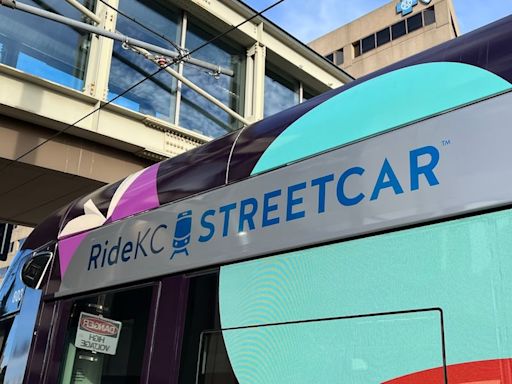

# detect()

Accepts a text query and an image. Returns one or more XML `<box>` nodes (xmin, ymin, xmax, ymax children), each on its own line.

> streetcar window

<box><xmin>58</xmin><ymin>286</ymin><xmax>153</xmax><ymax>383</ymax></box>
<box><xmin>179</xmin><ymin>271</ymin><xmax>238</xmax><ymax>384</ymax></box>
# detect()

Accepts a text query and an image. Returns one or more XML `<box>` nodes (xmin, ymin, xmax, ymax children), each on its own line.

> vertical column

<box><xmin>174</xmin><ymin>11</ymin><xmax>188</xmax><ymax>126</ymax></box>
<box><xmin>244</xmin><ymin>34</ymin><xmax>266</xmax><ymax>122</ymax></box>
<box><xmin>84</xmin><ymin>0</ymin><xmax>119</xmax><ymax>101</ymax></box>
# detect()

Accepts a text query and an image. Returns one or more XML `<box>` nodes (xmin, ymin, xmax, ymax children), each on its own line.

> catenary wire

<box><xmin>97</xmin><ymin>0</ymin><xmax>183</xmax><ymax>52</ymax></box>
<box><xmin>0</xmin><ymin>0</ymin><xmax>286</xmax><ymax>176</ymax></box>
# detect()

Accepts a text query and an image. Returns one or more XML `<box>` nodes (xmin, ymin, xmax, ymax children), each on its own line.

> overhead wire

<box><xmin>0</xmin><ymin>0</ymin><xmax>286</xmax><ymax>176</ymax></box>
<box><xmin>97</xmin><ymin>0</ymin><xmax>183</xmax><ymax>53</ymax></box>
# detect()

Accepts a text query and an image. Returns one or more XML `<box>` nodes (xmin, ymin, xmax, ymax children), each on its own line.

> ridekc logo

<box><xmin>87</xmin><ymin>214</ymin><xmax>191</xmax><ymax>270</ymax></box>
<box><xmin>86</xmin><ymin>145</ymin><xmax>442</xmax><ymax>272</ymax></box>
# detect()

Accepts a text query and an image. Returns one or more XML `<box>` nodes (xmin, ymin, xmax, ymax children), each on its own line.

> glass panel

<box><xmin>302</xmin><ymin>88</ymin><xmax>318</xmax><ymax>102</ymax></box>
<box><xmin>424</xmin><ymin>6</ymin><xmax>436</xmax><ymax>26</ymax></box>
<box><xmin>391</xmin><ymin>20</ymin><xmax>407</xmax><ymax>40</ymax></box>
<box><xmin>0</xmin><ymin>223</ymin><xmax>13</xmax><ymax>261</ymax></box>
<box><xmin>353</xmin><ymin>41</ymin><xmax>361</xmax><ymax>57</ymax></box>
<box><xmin>361</xmin><ymin>34</ymin><xmax>376</xmax><ymax>54</ymax></box>
<box><xmin>407</xmin><ymin>13</ymin><xmax>423</xmax><ymax>33</ymax></box>
<box><xmin>264</xmin><ymin>67</ymin><xmax>299</xmax><ymax>118</ymax></box>
<box><xmin>179</xmin><ymin>18</ymin><xmax>245</xmax><ymax>138</ymax></box>
<box><xmin>377</xmin><ymin>27</ymin><xmax>391</xmax><ymax>46</ymax></box>
<box><xmin>0</xmin><ymin>0</ymin><xmax>93</xmax><ymax>90</ymax></box>
<box><xmin>334</xmin><ymin>49</ymin><xmax>344</xmax><ymax>65</ymax></box>
<box><xmin>58</xmin><ymin>286</ymin><xmax>153</xmax><ymax>384</ymax></box>
<box><xmin>0</xmin><ymin>318</ymin><xmax>13</xmax><ymax>381</ymax></box>
<box><xmin>325</xmin><ymin>53</ymin><xmax>334</xmax><ymax>62</ymax></box>
<box><xmin>108</xmin><ymin>0</ymin><xmax>180</xmax><ymax>122</ymax></box>
<box><xmin>196</xmin><ymin>331</ymin><xmax>238</xmax><ymax>384</ymax></box>
<box><xmin>179</xmin><ymin>272</ymin><xmax>225</xmax><ymax>384</ymax></box>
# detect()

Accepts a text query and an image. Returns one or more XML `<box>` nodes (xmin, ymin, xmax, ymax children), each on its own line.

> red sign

<box><xmin>80</xmin><ymin>315</ymin><xmax>120</xmax><ymax>337</ymax></box>
<box><xmin>75</xmin><ymin>313</ymin><xmax>122</xmax><ymax>355</ymax></box>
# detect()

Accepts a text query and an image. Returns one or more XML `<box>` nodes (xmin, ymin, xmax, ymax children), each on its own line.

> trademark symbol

<box><xmin>442</xmin><ymin>139</ymin><xmax>451</xmax><ymax>146</ymax></box>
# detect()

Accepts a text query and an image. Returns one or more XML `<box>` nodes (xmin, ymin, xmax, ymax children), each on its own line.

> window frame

<box><xmin>407</xmin><ymin>12</ymin><xmax>424</xmax><ymax>34</ymax></box>
<box><xmin>423</xmin><ymin>6</ymin><xmax>436</xmax><ymax>26</ymax></box>
<box><xmin>376</xmin><ymin>27</ymin><xmax>391</xmax><ymax>47</ymax></box>
<box><xmin>44</xmin><ymin>281</ymin><xmax>160</xmax><ymax>384</ymax></box>
<box><xmin>391</xmin><ymin>19</ymin><xmax>407</xmax><ymax>40</ymax></box>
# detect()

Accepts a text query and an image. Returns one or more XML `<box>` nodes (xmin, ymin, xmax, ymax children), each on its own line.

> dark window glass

<box><xmin>196</xmin><ymin>331</ymin><xmax>238</xmax><ymax>384</ymax></box>
<box><xmin>108</xmin><ymin>0</ymin><xmax>180</xmax><ymax>123</ymax></box>
<box><xmin>423</xmin><ymin>6</ymin><xmax>436</xmax><ymax>26</ymax></box>
<box><xmin>0</xmin><ymin>318</ymin><xmax>13</xmax><ymax>381</ymax></box>
<box><xmin>0</xmin><ymin>319</ymin><xmax>13</xmax><ymax>357</ymax></box>
<box><xmin>392</xmin><ymin>20</ymin><xmax>407</xmax><ymax>40</ymax></box>
<box><xmin>353</xmin><ymin>41</ymin><xmax>361</xmax><ymax>57</ymax></box>
<box><xmin>376</xmin><ymin>27</ymin><xmax>391</xmax><ymax>47</ymax></box>
<box><xmin>21</xmin><ymin>251</ymin><xmax>52</xmax><ymax>288</ymax></box>
<box><xmin>334</xmin><ymin>49</ymin><xmax>344</xmax><ymax>65</ymax></box>
<box><xmin>0</xmin><ymin>224</ymin><xmax>13</xmax><ymax>261</ymax></box>
<box><xmin>264</xmin><ymin>66</ymin><xmax>299</xmax><ymax>118</ymax></box>
<box><xmin>180</xmin><ymin>17</ymin><xmax>245</xmax><ymax>138</ymax></box>
<box><xmin>58</xmin><ymin>286</ymin><xmax>153</xmax><ymax>383</ymax></box>
<box><xmin>407</xmin><ymin>13</ymin><xmax>423</xmax><ymax>33</ymax></box>
<box><xmin>179</xmin><ymin>272</ymin><xmax>238</xmax><ymax>384</ymax></box>
<box><xmin>302</xmin><ymin>88</ymin><xmax>317</xmax><ymax>102</ymax></box>
<box><xmin>0</xmin><ymin>0</ymin><xmax>92</xmax><ymax>90</ymax></box>
<box><xmin>361</xmin><ymin>35</ymin><xmax>376</xmax><ymax>54</ymax></box>
<box><xmin>325</xmin><ymin>53</ymin><xmax>334</xmax><ymax>62</ymax></box>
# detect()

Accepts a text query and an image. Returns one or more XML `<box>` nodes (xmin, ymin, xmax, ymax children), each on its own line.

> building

<box><xmin>0</xmin><ymin>224</ymin><xmax>32</xmax><ymax>282</ymax></box>
<box><xmin>309</xmin><ymin>0</ymin><xmax>459</xmax><ymax>78</ymax></box>
<box><xmin>0</xmin><ymin>0</ymin><xmax>352</xmax><ymax>228</ymax></box>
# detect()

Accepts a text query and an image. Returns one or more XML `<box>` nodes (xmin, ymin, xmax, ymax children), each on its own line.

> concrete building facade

<box><xmin>309</xmin><ymin>0</ymin><xmax>459</xmax><ymax>78</ymax></box>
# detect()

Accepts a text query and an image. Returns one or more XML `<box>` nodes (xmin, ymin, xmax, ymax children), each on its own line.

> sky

<box><xmin>243</xmin><ymin>0</ymin><xmax>512</xmax><ymax>43</ymax></box>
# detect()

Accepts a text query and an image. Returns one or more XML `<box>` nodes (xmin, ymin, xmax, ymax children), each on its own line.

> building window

<box><xmin>179</xmin><ymin>17</ymin><xmax>245</xmax><ymax>138</ymax></box>
<box><xmin>108</xmin><ymin>0</ymin><xmax>180</xmax><ymax>123</ymax></box>
<box><xmin>326</xmin><ymin>50</ymin><xmax>344</xmax><ymax>65</ymax></box>
<box><xmin>264</xmin><ymin>66</ymin><xmax>300</xmax><ymax>117</ymax></box>
<box><xmin>352</xmin><ymin>5</ymin><xmax>436</xmax><ymax>57</ymax></box>
<box><xmin>407</xmin><ymin>12</ymin><xmax>423</xmax><ymax>33</ymax></box>
<box><xmin>376</xmin><ymin>27</ymin><xmax>391</xmax><ymax>47</ymax></box>
<box><xmin>391</xmin><ymin>20</ymin><xmax>407</xmax><ymax>40</ymax></box>
<box><xmin>353</xmin><ymin>41</ymin><xmax>361</xmax><ymax>58</ymax></box>
<box><xmin>108</xmin><ymin>1</ymin><xmax>245</xmax><ymax>138</ymax></box>
<box><xmin>334</xmin><ymin>49</ymin><xmax>344</xmax><ymax>65</ymax></box>
<box><xmin>361</xmin><ymin>35</ymin><xmax>376</xmax><ymax>54</ymax></box>
<box><xmin>423</xmin><ymin>6</ymin><xmax>436</xmax><ymax>26</ymax></box>
<box><xmin>0</xmin><ymin>0</ymin><xmax>93</xmax><ymax>90</ymax></box>
<box><xmin>302</xmin><ymin>88</ymin><xmax>316</xmax><ymax>102</ymax></box>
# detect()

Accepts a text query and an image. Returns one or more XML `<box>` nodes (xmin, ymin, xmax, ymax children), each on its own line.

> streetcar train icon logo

<box><xmin>171</xmin><ymin>210</ymin><xmax>192</xmax><ymax>259</ymax></box>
